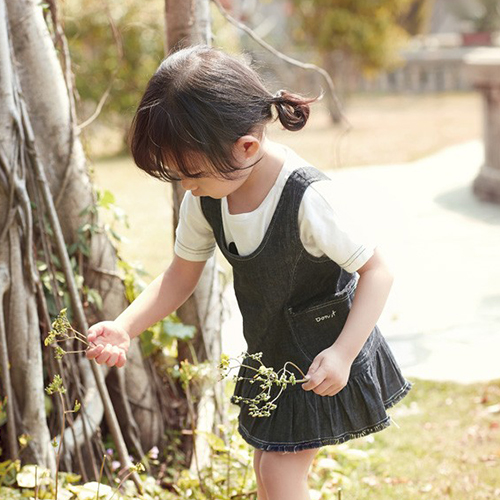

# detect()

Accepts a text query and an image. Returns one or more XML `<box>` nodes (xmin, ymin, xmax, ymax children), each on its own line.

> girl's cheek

<box><xmin>181</xmin><ymin>179</ymin><xmax>197</xmax><ymax>191</ymax></box>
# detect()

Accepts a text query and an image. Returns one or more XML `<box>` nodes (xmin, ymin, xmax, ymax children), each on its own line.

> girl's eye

<box><xmin>168</xmin><ymin>172</ymin><xmax>182</xmax><ymax>181</ymax></box>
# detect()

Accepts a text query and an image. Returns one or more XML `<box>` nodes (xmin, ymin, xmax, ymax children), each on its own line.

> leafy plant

<box><xmin>218</xmin><ymin>351</ymin><xmax>308</xmax><ymax>417</ymax></box>
<box><xmin>44</xmin><ymin>308</ymin><xmax>93</xmax><ymax>359</ymax></box>
<box><xmin>45</xmin><ymin>374</ymin><xmax>82</xmax><ymax>498</ymax></box>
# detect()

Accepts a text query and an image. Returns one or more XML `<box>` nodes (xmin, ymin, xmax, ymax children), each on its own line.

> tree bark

<box><xmin>165</xmin><ymin>0</ymin><xmax>226</xmax><ymax>473</ymax></box>
<box><xmin>0</xmin><ymin>0</ymin><xmax>56</xmax><ymax>470</ymax></box>
<box><xmin>0</xmin><ymin>0</ymin><xmax>160</xmax><ymax>476</ymax></box>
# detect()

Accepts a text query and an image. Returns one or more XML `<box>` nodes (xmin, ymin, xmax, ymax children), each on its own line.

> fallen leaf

<box><xmin>487</xmin><ymin>403</ymin><xmax>500</xmax><ymax>414</ymax></box>
<box><xmin>16</xmin><ymin>465</ymin><xmax>51</xmax><ymax>488</ymax></box>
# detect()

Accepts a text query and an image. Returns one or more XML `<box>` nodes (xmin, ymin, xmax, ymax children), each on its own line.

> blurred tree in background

<box><xmin>289</xmin><ymin>0</ymin><xmax>432</xmax><ymax>106</ymax></box>
<box><xmin>62</xmin><ymin>0</ymin><xmax>164</xmax><ymax>152</ymax></box>
<box><xmin>398</xmin><ymin>0</ymin><xmax>434</xmax><ymax>36</ymax></box>
<box><xmin>61</xmin><ymin>0</ymin><xmax>436</xmax><ymax>147</ymax></box>
<box><xmin>62</xmin><ymin>0</ymin><xmax>241</xmax><ymax>155</ymax></box>
<box><xmin>291</xmin><ymin>0</ymin><xmax>414</xmax><ymax>75</ymax></box>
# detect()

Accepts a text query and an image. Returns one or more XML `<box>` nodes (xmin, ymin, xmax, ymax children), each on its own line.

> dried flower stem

<box><xmin>219</xmin><ymin>352</ymin><xmax>309</xmax><ymax>417</ymax></box>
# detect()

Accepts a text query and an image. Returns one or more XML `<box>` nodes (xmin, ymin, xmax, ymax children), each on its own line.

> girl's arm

<box><xmin>302</xmin><ymin>248</ymin><xmax>394</xmax><ymax>395</ymax></box>
<box><xmin>332</xmin><ymin>248</ymin><xmax>394</xmax><ymax>362</ymax></box>
<box><xmin>86</xmin><ymin>255</ymin><xmax>206</xmax><ymax>367</ymax></box>
<box><xmin>114</xmin><ymin>255</ymin><xmax>207</xmax><ymax>340</ymax></box>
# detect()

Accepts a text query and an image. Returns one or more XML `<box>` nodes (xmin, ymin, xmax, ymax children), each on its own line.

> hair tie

<box><xmin>272</xmin><ymin>89</ymin><xmax>285</xmax><ymax>102</ymax></box>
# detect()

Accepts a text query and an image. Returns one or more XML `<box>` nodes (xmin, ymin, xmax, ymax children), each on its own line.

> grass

<box><xmin>310</xmin><ymin>378</ymin><xmax>500</xmax><ymax>499</ymax></box>
<box><xmin>3</xmin><ymin>378</ymin><xmax>499</xmax><ymax>499</ymax></box>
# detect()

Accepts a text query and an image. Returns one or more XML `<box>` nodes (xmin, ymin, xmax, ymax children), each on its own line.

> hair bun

<box><xmin>271</xmin><ymin>90</ymin><xmax>315</xmax><ymax>132</ymax></box>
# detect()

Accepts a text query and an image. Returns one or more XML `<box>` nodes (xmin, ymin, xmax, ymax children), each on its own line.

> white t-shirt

<box><xmin>174</xmin><ymin>145</ymin><xmax>376</xmax><ymax>273</ymax></box>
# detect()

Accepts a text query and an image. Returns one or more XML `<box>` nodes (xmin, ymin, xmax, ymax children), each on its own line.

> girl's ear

<box><xmin>233</xmin><ymin>135</ymin><xmax>261</xmax><ymax>162</ymax></box>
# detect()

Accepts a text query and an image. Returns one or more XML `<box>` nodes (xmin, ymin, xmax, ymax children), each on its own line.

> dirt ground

<box><xmin>267</xmin><ymin>91</ymin><xmax>482</xmax><ymax>170</ymax></box>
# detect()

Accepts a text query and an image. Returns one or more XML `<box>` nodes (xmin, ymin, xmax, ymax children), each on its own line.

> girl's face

<box><xmin>179</xmin><ymin>170</ymin><xmax>252</xmax><ymax>199</ymax></box>
<box><xmin>173</xmin><ymin>135</ymin><xmax>261</xmax><ymax>199</ymax></box>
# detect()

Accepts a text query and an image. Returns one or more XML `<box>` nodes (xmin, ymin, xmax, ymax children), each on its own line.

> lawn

<box><xmin>3</xmin><ymin>378</ymin><xmax>499</xmax><ymax>499</ymax></box>
<box><xmin>318</xmin><ymin>378</ymin><xmax>500</xmax><ymax>500</ymax></box>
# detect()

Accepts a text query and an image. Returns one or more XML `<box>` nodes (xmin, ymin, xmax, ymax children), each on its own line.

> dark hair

<box><xmin>129</xmin><ymin>45</ymin><xmax>321</xmax><ymax>182</ymax></box>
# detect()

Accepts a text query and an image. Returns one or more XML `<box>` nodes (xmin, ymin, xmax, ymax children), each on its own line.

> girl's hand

<box><xmin>86</xmin><ymin>321</ymin><xmax>131</xmax><ymax>368</ymax></box>
<box><xmin>301</xmin><ymin>345</ymin><xmax>352</xmax><ymax>396</ymax></box>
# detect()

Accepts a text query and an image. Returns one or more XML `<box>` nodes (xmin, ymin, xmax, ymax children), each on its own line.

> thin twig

<box><xmin>185</xmin><ymin>382</ymin><xmax>211</xmax><ymax>500</ymax></box>
<box><xmin>211</xmin><ymin>0</ymin><xmax>350</xmax><ymax>129</ymax></box>
<box><xmin>77</xmin><ymin>0</ymin><xmax>123</xmax><ymax>131</ymax></box>
<box><xmin>77</xmin><ymin>84</ymin><xmax>113</xmax><ymax>130</ymax></box>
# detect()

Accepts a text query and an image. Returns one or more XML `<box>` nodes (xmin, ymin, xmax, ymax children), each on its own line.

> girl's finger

<box><xmin>324</xmin><ymin>384</ymin><xmax>341</xmax><ymax>397</ymax></box>
<box><xmin>96</xmin><ymin>347</ymin><xmax>112</xmax><ymax>365</ymax></box>
<box><xmin>106</xmin><ymin>350</ymin><xmax>120</xmax><ymax>367</ymax></box>
<box><xmin>115</xmin><ymin>351</ymin><xmax>126</xmax><ymax>368</ymax></box>
<box><xmin>313</xmin><ymin>379</ymin><xmax>333</xmax><ymax>396</ymax></box>
<box><xmin>306</xmin><ymin>357</ymin><xmax>322</xmax><ymax>379</ymax></box>
<box><xmin>87</xmin><ymin>323</ymin><xmax>104</xmax><ymax>343</ymax></box>
<box><xmin>302</xmin><ymin>367</ymin><xmax>326</xmax><ymax>391</ymax></box>
<box><xmin>86</xmin><ymin>344</ymin><xmax>104</xmax><ymax>360</ymax></box>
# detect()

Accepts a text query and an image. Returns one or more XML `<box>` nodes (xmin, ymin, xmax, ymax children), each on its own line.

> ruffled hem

<box><xmin>237</xmin><ymin>380</ymin><xmax>412</xmax><ymax>452</ymax></box>
<box><xmin>230</xmin><ymin>332</ymin><xmax>414</xmax><ymax>453</ymax></box>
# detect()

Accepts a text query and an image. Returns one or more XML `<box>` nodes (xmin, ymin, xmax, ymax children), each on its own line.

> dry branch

<box><xmin>211</xmin><ymin>0</ymin><xmax>350</xmax><ymax>128</ymax></box>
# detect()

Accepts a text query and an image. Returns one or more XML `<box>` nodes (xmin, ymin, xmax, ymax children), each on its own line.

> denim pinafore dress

<box><xmin>200</xmin><ymin>166</ymin><xmax>413</xmax><ymax>453</ymax></box>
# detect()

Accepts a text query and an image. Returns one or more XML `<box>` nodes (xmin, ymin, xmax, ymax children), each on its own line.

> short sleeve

<box><xmin>299</xmin><ymin>180</ymin><xmax>377</xmax><ymax>273</ymax></box>
<box><xmin>174</xmin><ymin>192</ymin><xmax>216</xmax><ymax>261</ymax></box>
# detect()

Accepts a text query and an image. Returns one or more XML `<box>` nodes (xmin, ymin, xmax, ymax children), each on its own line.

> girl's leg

<box><xmin>253</xmin><ymin>448</ymin><xmax>269</xmax><ymax>500</ymax></box>
<box><xmin>258</xmin><ymin>448</ymin><xmax>318</xmax><ymax>500</ymax></box>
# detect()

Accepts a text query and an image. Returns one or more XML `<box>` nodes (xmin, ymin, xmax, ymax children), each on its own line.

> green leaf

<box><xmin>140</xmin><ymin>329</ymin><xmax>156</xmax><ymax>357</ymax></box>
<box><xmin>36</xmin><ymin>260</ymin><xmax>48</xmax><ymax>272</ymax></box>
<box><xmin>164</xmin><ymin>321</ymin><xmax>196</xmax><ymax>341</ymax></box>
<box><xmin>59</xmin><ymin>471</ymin><xmax>82</xmax><ymax>484</ymax></box>
<box><xmin>196</xmin><ymin>430</ymin><xmax>227</xmax><ymax>453</ymax></box>
<box><xmin>98</xmin><ymin>189</ymin><xmax>116</xmax><ymax>209</ymax></box>
<box><xmin>78</xmin><ymin>241</ymin><xmax>90</xmax><ymax>257</ymax></box>
<box><xmin>67</xmin><ymin>242</ymin><xmax>79</xmax><ymax>256</ymax></box>
<box><xmin>0</xmin><ymin>485</ymin><xmax>23</xmax><ymax>498</ymax></box>
<box><xmin>51</xmin><ymin>254</ymin><xmax>61</xmax><ymax>268</ymax></box>
<box><xmin>67</xmin><ymin>480</ymin><xmax>113</xmax><ymax>499</ymax></box>
<box><xmin>79</xmin><ymin>223</ymin><xmax>92</xmax><ymax>233</ymax></box>
<box><xmin>109</xmin><ymin>228</ymin><xmax>123</xmax><ymax>242</ymax></box>
<box><xmin>86</xmin><ymin>289</ymin><xmax>103</xmax><ymax>311</ymax></box>
<box><xmin>55</xmin><ymin>271</ymin><xmax>66</xmax><ymax>284</ymax></box>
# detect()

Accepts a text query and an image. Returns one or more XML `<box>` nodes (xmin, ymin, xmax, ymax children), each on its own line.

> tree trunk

<box><xmin>165</xmin><ymin>0</ymin><xmax>226</xmax><ymax>473</ymax></box>
<box><xmin>0</xmin><ymin>0</ymin><xmax>163</xmax><ymax>478</ymax></box>
<box><xmin>0</xmin><ymin>0</ymin><xmax>56</xmax><ymax>470</ymax></box>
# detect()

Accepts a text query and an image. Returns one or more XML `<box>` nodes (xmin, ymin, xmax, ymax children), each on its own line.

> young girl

<box><xmin>86</xmin><ymin>45</ymin><xmax>413</xmax><ymax>500</ymax></box>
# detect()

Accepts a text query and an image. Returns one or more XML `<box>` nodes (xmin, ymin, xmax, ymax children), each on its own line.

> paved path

<box><xmin>221</xmin><ymin>141</ymin><xmax>500</xmax><ymax>383</ymax></box>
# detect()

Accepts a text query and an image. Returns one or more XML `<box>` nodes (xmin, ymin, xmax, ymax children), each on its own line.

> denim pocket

<box><xmin>286</xmin><ymin>278</ymin><xmax>357</xmax><ymax>361</ymax></box>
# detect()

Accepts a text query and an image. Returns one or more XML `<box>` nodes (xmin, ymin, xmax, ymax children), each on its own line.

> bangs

<box><xmin>129</xmin><ymin>93</ymin><xmax>252</xmax><ymax>183</ymax></box>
